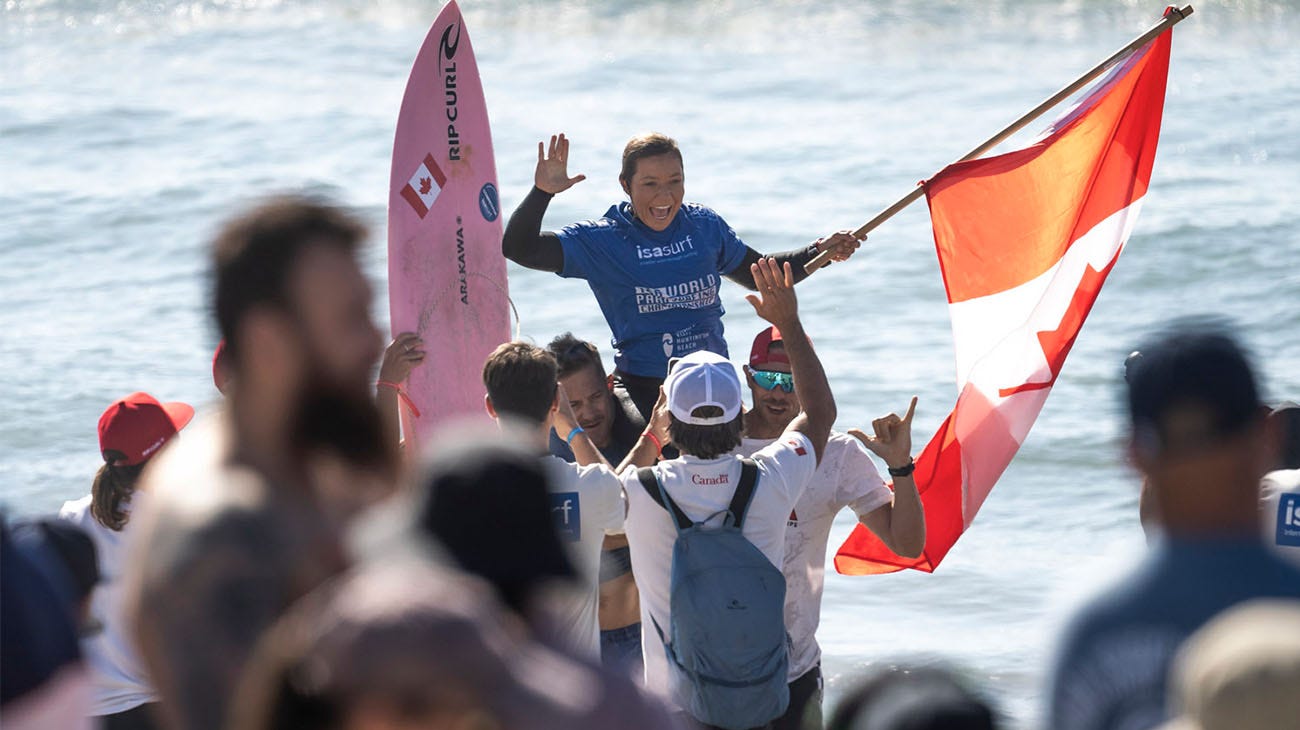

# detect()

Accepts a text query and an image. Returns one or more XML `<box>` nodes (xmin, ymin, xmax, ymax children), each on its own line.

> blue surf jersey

<box><xmin>557</xmin><ymin>202</ymin><xmax>749</xmax><ymax>377</ymax></box>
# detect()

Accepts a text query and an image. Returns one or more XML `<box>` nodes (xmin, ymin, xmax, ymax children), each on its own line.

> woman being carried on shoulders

<box><xmin>504</xmin><ymin>132</ymin><xmax>861</xmax><ymax>421</ymax></box>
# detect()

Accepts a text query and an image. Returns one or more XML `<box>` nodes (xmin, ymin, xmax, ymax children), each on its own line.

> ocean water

<box><xmin>3</xmin><ymin>0</ymin><xmax>1298</xmax><ymax>726</ymax></box>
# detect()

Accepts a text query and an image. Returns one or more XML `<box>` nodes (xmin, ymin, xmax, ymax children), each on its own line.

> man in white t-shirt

<box><xmin>619</xmin><ymin>258</ymin><xmax>834</xmax><ymax>727</ymax></box>
<box><xmin>740</xmin><ymin>325</ymin><xmax>925</xmax><ymax>730</ymax></box>
<box><xmin>481</xmin><ymin>341</ymin><xmax>626</xmax><ymax>658</ymax></box>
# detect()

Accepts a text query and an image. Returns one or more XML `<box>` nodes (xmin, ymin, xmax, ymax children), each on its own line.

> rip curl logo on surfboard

<box><xmin>400</xmin><ymin>153</ymin><xmax>448</xmax><ymax>218</ymax></box>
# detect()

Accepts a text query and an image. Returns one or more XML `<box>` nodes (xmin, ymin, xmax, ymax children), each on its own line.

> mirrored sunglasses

<box><xmin>751</xmin><ymin>369</ymin><xmax>794</xmax><ymax>393</ymax></box>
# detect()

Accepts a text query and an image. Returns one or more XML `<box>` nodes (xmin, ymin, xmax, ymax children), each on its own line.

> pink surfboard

<box><xmin>388</xmin><ymin>0</ymin><xmax>509</xmax><ymax>449</ymax></box>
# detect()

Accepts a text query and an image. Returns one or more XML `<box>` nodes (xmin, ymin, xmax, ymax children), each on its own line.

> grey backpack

<box><xmin>637</xmin><ymin>459</ymin><xmax>790</xmax><ymax>729</ymax></box>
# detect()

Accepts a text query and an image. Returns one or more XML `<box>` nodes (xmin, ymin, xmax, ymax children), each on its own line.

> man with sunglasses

<box><xmin>741</xmin><ymin>326</ymin><xmax>926</xmax><ymax>730</ymax></box>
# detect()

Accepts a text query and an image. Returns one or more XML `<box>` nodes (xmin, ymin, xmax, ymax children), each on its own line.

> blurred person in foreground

<box><xmin>1156</xmin><ymin>600</ymin><xmax>1300</xmax><ymax>730</ymax></box>
<box><xmin>825</xmin><ymin>665</ymin><xmax>999</xmax><ymax>730</ymax></box>
<box><xmin>229</xmin><ymin>558</ymin><xmax>634</xmax><ymax>730</ymax></box>
<box><xmin>123</xmin><ymin>196</ymin><xmax>390</xmax><ymax>730</ymax></box>
<box><xmin>1260</xmin><ymin>402</ymin><xmax>1300</xmax><ymax>567</ymax></box>
<box><xmin>1</xmin><ymin>516</ymin><xmax>95</xmax><ymax>729</ymax></box>
<box><xmin>58</xmin><ymin>391</ymin><xmax>193</xmax><ymax>730</ymax></box>
<box><xmin>393</xmin><ymin>429</ymin><xmax>680</xmax><ymax>729</ymax></box>
<box><xmin>740</xmin><ymin>325</ymin><xmax>926</xmax><ymax>730</ymax></box>
<box><xmin>545</xmin><ymin>333</ymin><xmax>648</xmax><ymax>679</ymax></box>
<box><xmin>1047</xmin><ymin>320</ymin><xmax>1300</xmax><ymax>730</ymax></box>
<box><xmin>2</xmin><ymin>511</ymin><xmax>100</xmax><ymax>727</ymax></box>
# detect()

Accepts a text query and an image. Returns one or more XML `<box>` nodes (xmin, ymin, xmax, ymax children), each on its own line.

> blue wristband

<box><xmin>565</xmin><ymin>426</ymin><xmax>586</xmax><ymax>445</ymax></box>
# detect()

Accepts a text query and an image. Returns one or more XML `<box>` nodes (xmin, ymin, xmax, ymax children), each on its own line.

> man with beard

<box><xmin>740</xmin><ymin>325</ymin><xmax>925</xmax><ymax>730</ymax></box>
<box><xmin>122</xmin><ymin>196</ymin><xmax>387</xmax><ymax>730</ymax></box>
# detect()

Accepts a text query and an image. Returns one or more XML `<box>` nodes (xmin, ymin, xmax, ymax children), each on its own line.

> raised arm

<box><xmin>745</xmin><ymin>258</ymin><xmax>835</xmax><ymax>463</ymax></box>
<box><xmin>724</xmin><ymin>231</ymin><xmax>863</xmax><ymax>290</ymax></box>
<box><xmin>502</xmin><ymin>134</ymin><xmax>587</xmax><ymax>273</ymax></box>
<box><xmin>552</xmin><ymin>382</ymin><xmax>612</xmax><ymax>469</ymax></box>
<box><xmin>617</xmin><ymin>387</ymin><xmax>671</xmax><ymax>474</ymax></box>
<box><xmin>376</xmin><ymin>333</ymin><xmax>425</xmax><ymax>450</ymax></box>
<box><xmin>852</xmin><ymin>397</ymin><xmax>926</xmax><ymax>559</ymax></box>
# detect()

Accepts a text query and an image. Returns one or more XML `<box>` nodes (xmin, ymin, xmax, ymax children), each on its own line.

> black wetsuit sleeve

<box><xmin>723</xmin><ymin>243</ymin><xmax>821</xmax><ymax>290</ymax></box>
<box><xmin>502</xmin><ymin>186</ymin><xmax>565</xmax><ymax>273</ymax></box>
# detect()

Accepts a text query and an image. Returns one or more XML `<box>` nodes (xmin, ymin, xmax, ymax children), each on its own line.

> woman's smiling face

<box><xmin>623</xmin><ymin>152</ymin><xmax>684</xmax><ymax>232</ymax></box>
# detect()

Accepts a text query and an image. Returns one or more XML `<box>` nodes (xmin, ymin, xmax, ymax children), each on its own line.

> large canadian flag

<box><xmin>834</xmin><ymin>30</ymin><xmax>1173</xmax><ymax>574</ymax></box>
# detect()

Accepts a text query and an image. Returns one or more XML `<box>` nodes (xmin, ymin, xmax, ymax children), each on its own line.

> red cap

<box><xmin>212</xmin><ymin>339</ymin><xmax>230</xmax><ymax>394</ymax></box>
<box><xmin>749</xmin><ymin>326</ymin><xmax>791</xmax><ymax>368</ymax></box>
<box><xmin>98</xmin><ymin>393</ymin><xmax>195</xmax><ymax>466</ymax></box>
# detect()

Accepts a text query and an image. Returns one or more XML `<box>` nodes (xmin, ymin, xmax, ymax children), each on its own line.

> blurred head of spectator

<box><xmin>412</xmin><ymin>428</ymin><xmax>575</xmax><ymax>620</ymax></box>
<box><xmin>1159</xmin><ymin>600</ymin><xmax>1300</xmax><ymax>730</ymax></box>
<box><xmin>211</xmin><ymin>195</ymin><xmax>383</xmax><ymax>481</ymax></box>
<box><xmin>1126</xmin><ymin>322</ymin><xmax>1271</xmax><ymax>536</ymax></box>
<box><xmin>827</xmin><ymin>664</ymin><xmax>998</xmax><ymax>730</ymax></box>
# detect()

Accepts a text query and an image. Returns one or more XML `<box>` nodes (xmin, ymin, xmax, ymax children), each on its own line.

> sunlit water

<box><xmin>3</xmin><ymin>1</ymin><xmax>1298</xmax><ymax>726</ymax></box>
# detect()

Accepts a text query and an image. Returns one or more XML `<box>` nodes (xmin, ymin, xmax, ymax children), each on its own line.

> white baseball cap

<box><xmin>665</xmin><ymin>350</ymin><xmax>743</xmax><ymax>426</ymax></box>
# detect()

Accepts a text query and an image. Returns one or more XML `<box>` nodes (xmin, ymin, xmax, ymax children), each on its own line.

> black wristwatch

<box><xmin>887</xmin><ymin>459</ymin><xmax>916</xmax><ymax>478</ymax></box>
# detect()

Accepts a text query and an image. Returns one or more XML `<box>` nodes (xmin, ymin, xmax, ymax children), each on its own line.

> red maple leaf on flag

<box><xmin>998</xmin><ymin>254</ymin><xmax>1120</xmax><ymax>398</ymax></box>
<box><xmin>419</xmin><ymin>177</ymin><xmax>432</xmax><ymax>195</ymax></box>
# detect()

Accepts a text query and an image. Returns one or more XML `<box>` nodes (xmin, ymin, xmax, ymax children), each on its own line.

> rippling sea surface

<box><xmin>3</xmin><ymin>0</ymin><xmax>1298</xmax><ymax>725</ymax></box>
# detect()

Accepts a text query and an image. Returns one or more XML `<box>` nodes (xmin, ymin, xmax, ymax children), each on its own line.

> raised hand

<box><xmin>553</xmin><ymin>381</ymin><xmax>581</xmax><ymax>437</ymax></box>
<box><xmin>744</xmin><ymin>258</ymin><xmax>799</xmax><ymax>330</ymax></box>
<box><xmin>648</xmin><ymin>386</ymin><xmax>673</xmax><ymax>446</ymax></box>
<box><xmin>848</xmin><ymin>396</ymin><xmax>918</xmax><ymax>470</ymax></box>
<box><xmin>814</xmin><ymin>230</ymin><xmax>865</xmax><ymax>265</ymax></box>
<box><xmin>535</xmin><ymin>133</ymin><xmax>587</xmax><ymax>194</ymax></box>
<box><xmin>379</xmin><ymin>332</ymin><xmax>426</xmax><ymax>384</ymax></box>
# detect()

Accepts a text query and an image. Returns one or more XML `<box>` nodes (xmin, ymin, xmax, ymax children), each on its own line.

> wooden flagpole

<box><xmin>805</xmin><ymin>4</ymin><xmax>1193</xmax><ymax>275</ymax></box>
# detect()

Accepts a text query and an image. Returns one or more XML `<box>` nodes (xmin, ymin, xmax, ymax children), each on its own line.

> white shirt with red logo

<box><xmin>621</xmin><ymin>431</ymin><xmax>817</xmax><ymax>699</ymax></box>
<box><xmin>741</xmin><ymin>432</ymin><xmax>893</xmax><ymax>681</ymax></box>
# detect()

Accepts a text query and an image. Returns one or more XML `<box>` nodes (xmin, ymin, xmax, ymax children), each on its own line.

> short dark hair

<box><xmin>482</xmin><ymin>342</ymin><xmax>558</xmax><ymax>425</ymax></box>
<box><xmin>619</xmin><ymin>132</ymin><xmax>683</xmax><ymax>186</ymax></box>
<box><xmin>669</xmin><ymin>408</ymin><xmax>742</xmax><ymax>460</ymax></box>
<box><xmin>546</xmin><ymin>333</ymin><xmax>606</xmax><ymax>380</ymax></box>
<box><xmin>212</xmin><ymin>196</ymin><xmax>366</xmax><ymax>362</ymax></box>
<box><xmin>1127</xmin><ymin>320</ymin><xmax>1262</xmax><ymax>456</ymax></box>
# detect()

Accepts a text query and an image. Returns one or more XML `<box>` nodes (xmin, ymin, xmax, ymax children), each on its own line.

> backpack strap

<box><xmin>726</xmin><ymin>458</ymin><xmax>760</xmax><ymax>529</ymax></box>
<box><xmin>636</xmin><ymin>467</ymin><xmax>692</xmax><ymax>530</ymax></box>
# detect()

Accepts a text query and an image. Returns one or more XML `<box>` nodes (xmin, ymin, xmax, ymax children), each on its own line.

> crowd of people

<box><xmin>4</xmin><ymin>132</ymin><xmax>1300</xmax><ymax>730</ymax></box>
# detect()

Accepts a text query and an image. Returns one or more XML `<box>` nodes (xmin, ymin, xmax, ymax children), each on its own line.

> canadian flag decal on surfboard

<box><xmin>400</xmin><ymin>153</ymin><xmax>449</xmax><ymax>218</ymax></box>
<box><xmin>834</xmin><ymin>28</ymin><xmax>1174</xmax><ymax>575</ymax></box>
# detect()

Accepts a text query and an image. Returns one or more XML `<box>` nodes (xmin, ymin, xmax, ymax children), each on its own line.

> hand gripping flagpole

<box><xmin>805</xmin><ymin>4</ymin><xmax>1194</xmax><ymax>275</ymax></box>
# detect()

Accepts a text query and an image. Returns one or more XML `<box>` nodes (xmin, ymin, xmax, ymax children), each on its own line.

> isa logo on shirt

<box><xmin>1276</xmin><ymin>494</ymin><xmax>1300</xmax><ymax>548</ymax></box>
<box><xmin>551</xmin><ymin>492</ymin><xmax>581</xmax><ymax>542</ymax></box>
